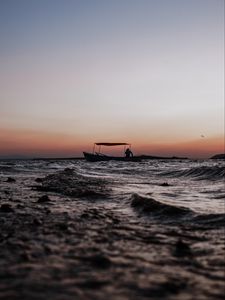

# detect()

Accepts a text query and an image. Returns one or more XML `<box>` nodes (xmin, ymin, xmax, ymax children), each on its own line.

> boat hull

<box><xmin>83</xmin><ymin>152</ymin><xmax>141</xmax><ymax>162</ymax></box>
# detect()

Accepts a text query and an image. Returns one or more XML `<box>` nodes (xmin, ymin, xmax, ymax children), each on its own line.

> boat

<box><xmin>83</xmin><ymin>143</ymin><xmax>141</xmax><ymax>162</ymax></box>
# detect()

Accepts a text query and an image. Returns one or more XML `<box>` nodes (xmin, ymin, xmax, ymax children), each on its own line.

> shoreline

<box><xmin>0</xmin><ymin>164</ymin><xmax>224</xmax><ymax>300</ymax></box>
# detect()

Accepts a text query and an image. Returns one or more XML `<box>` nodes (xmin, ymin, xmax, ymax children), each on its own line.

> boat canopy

<box><xmin>95</xmin><ymin>143</ymin><xmax>130</xmax><ymax>146</ymax></box>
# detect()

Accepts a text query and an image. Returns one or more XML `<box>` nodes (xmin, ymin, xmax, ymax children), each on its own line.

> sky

<box><xmin>0</xmin><ymin>0</ymin><xmax>224</xmax><ymax>158</ymax></box>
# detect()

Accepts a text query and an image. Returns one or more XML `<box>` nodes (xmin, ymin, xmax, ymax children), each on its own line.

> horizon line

<box><xmin>0</xmin><ymin>153</ymin><xmax>223</xmax><ymax>161</ymax></box>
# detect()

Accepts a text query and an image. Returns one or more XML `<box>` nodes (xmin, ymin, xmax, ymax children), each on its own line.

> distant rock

<box><xmin>139</xmin><ymin>155</ymin><xmax>188</xmax><ymax>160</ymax></box>
<box><xmin>211</xmin><ymin>154</ymin><xmax>225</xmax><ymax>159</ymax></box>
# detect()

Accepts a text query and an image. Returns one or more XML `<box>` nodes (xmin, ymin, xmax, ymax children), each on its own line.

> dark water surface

<box><xmin>0</xmin><ymin>159</ymin><xmax>224</xmax><ymax>299</ymax></box>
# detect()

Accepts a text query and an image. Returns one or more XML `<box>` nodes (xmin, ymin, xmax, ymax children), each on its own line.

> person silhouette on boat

<box><xmin>125</xmin><ymin>148</ymin><xmax>133</xmax><ymax>158</ymax></box>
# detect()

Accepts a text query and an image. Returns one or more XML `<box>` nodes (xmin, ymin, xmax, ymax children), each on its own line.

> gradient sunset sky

<box><xmin>0</xmin><ymin>0</ymin><xmax>224</xmax><ymax>158</ymax></box>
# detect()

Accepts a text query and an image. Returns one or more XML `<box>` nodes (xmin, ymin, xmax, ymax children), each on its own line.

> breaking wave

<box><xmin>130</xmin><ymin>194</ymin><xmax>225</xmax><ymax>227</ymax></box>
<box><xmin>193</xmin><ymin>213</ymin><xmax>225</xmax><ymax>228</ymax></box>
<box><xmin>131</xmin><ymin>194</ymin><xmax>192</xmax><ymax>219</ymax></box>
<box><xmin>160</xmin><ymin>165</ymin><xmax>225</xmax><ymax>180</ymax></box>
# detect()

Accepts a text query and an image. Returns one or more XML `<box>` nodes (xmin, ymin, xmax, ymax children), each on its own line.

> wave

<box><xmin>130</xmin><ymin>194</ymin><xmax>225</xmax><ymax>227</ymax></box>
<box><xmin>0</xmin><ymin>166</ymin><xmax>15</xmax><ymax>172</ymax></box>
<box><xmin>131</xmin><ymin>194</ymin><xmax>192</xmax><ymax>220</ymax></box>
<box><xmin>193</xmin><ymin>213</ymin><xmax>225</xmax><ymax>228</ymax></box>
<box><xmin>160</xmin><ymin>165</ymin><xmax>225</xmax><ymax>180</ymax></box>
<box><xmin>34</xmin><ymin>168</ymin><xmax>111</xmax><ymax>199</ymax></box>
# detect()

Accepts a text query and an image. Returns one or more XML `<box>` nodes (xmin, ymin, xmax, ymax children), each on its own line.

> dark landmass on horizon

<box><xmin>0</xmin><ymin>154</ymin><xmax>187</xmax><ymax>160</ymax></box>
<box><xmin>211</xmin><ymin>153</ymin><xmax>225</xmax><ymax>159</ymax></box>
<box><xmin>0</xmin><ymin>153</ymin><xmax>224</xmax><ymax>161</ymax></box>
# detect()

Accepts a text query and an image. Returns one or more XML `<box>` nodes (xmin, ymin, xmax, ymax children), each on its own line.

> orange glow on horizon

<box><xmin>0</xmin><ymin>128</ymin><xmax>224</xmax><ymax>159</ymax></box>
<box><xmin>135</xmin><ymin>136</ymin><xmax>224</xmax><ymax>159</ymax></box>
<box><xmin>0</xmin><ymin>128</ymin><xmax>85</xmax><ymax>157</ymax></box>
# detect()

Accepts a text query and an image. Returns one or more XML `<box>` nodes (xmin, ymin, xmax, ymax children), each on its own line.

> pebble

<box><xmin>32</xmin><ymin>218</ymin><xmax>42</xmax><ymax>226</ymax></box>
<box><xmin>37</xmin><ymin>195</ymin><xmax>51</xmax><ymax>203</ymax></box>
<box><xmin>160</xmin><ymin>182</ymin><xmax>170</xmax><ymax>187</ymax></box>
<box><xmin>16</xmin><ymin>204</ymin><xmax>24</xmax><ymax>209</ymax></box>
<box><xmin>6</xmin><ymin>177</ymin><xmax>16</xmax><ymax>183</ymax></box>
<box><xmin>20</xmin><ymin>251</ymin><xmax>31</xmax><ymax>262</ymax></box>
<box><xmin>35</xmin><ymin>178</ymin><xmax>43</xmax><ymax>183</ymax></box>
<box><xmin>174</xmin><ymin>239</ymin><xmax>192</xmax><ymax>257</ymax></box>
<box><xmin>0</xmin><ymin>203</ymin><xmax>14</xmax><ymax>213</ymax></box>
<box><xmin>89</xmin><ymin>254</ymin><xmax>111</xmax><ymax>269</ymax></box>
<box><xmin>45</xmin><ymin>208</ymin><xmax>51</xmax><ymax>214</ymax></box>
<box><xmin>56</xmin><ymin>223</ymin><xmax>68</xmax><ymax>231</ymax></box>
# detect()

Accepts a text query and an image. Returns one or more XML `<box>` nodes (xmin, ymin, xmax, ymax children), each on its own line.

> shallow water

<box><xmin>1</xmin><ymin>159</ymin><xmax>224</xmax><ymax>214</ymax></box>
<box><xmin>0</xmin><ymin>159</ymin><xmax>224</xmax><ymax>299</ymax></box>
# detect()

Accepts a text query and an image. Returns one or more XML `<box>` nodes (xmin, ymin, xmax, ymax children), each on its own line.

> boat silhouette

<box><xmin>83</xmin><ymin>143</ymin><xmax>141</xmax><ymax>162</ymax></box>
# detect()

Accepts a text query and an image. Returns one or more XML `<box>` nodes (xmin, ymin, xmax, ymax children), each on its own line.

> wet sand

<box><xmin>0</xmin><ymin>168</ymin><xmax>224</xmax><ymax>300</ymax></box>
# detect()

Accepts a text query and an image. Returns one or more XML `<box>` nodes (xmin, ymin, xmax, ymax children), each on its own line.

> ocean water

<box><xmin>0</xmin><ymin>158</ymin><xmax>224</xmax><ymax>300</ymax></box>
<box><xmin>1</xmin><ymin>158</ymin><xmax>224</xmax><ymax>215</ymax></box>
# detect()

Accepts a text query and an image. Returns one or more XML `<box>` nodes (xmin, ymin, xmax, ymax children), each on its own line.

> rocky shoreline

<box><xmin>0</xmin><ymin>169</ymin><xmax>224</xmax><ymax>300</ymax></box>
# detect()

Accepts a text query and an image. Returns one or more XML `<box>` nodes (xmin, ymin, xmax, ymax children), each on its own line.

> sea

<box><xmin>1</xmin><ymin>158</ymin><xmax>224</xmax><ymax>214</ymax></box>
<box><xmin>0</xmin><ymin>158</ymin><xmax>224</xmax><ymax>300</ymax></box>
